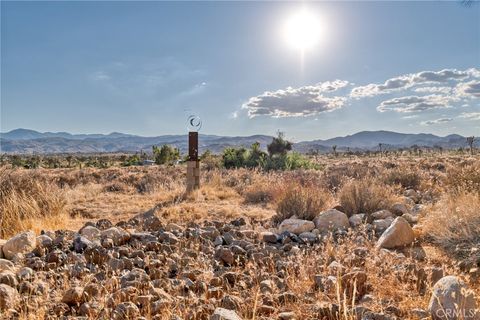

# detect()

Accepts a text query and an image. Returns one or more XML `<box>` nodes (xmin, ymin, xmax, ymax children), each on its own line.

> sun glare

<box><xmin>284</xmin><ymin>8</ymin><xmax>322</xmax><ymax>52</ymax></box>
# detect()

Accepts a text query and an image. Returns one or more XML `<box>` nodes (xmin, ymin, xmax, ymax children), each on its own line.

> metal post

<box><xmin>186</xmin><ymin>131</ymin><xmax>200</xmax><ymax>193</ymax></box>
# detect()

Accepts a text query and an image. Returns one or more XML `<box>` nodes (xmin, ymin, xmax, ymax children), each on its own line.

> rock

<box><xmin>96</xmin><ymin>219</ymin><xmax>113</xmax><ymax>230</ymax></box>
<box><xmin>391</xmin><ymin>203</ymin><xmax>409</xmax><ymax>216</ymax></box>
<box><xmin>372</xmin><ymin>217</ymin><xmax>394</xmax><ymax>235</ymax></box>
<box><xmin>279</xmin><ymin>311</ymin><xmax>295</xmax><ymax>320</ymax></box>
<box><xmin>402</xmin><ymin>213</ymin><xmax>418</xmax><ymax>225</ymax></box>
<box><xmin>0</xmin><ymin>259</ymin><xmax>15</xmax><ymax>272</ymax></box>
<box><xmin>376</xmin><ymin>217</ymin><xmax>414</xmax><ymax>249</ymax></box>
<box><xmin>221</xmin><ymin>295</ymin><xmax>242</xmax><ymax>311</ymax></box>
<box><xmin>371</xmin><ymin>210</ymin><xmax>394</xmax><ymax>220</ymax></box>
<box><xmin>0</xmin><ymin>284</ymin><xmax>18</xmax><ymax>311</ymax></box>
<box><xmin>411</xmin><ymin>308</ymin><xmax>429</xmax><ymax>319</ymax></box>
<box><xmin>278</xmin><ymin>219</ymin><xmax>315</xmax><ymax>235</ymax></box>
<box><xmin>257</xmin><ymin>305</ymin><xmax>276</xmax><ymax>315</ymax></box>
<box><xmin>313</xmin><ymin>209</ymin><xmax>349</xmax><ymax>233</ymax></box>
<box><xmin>101</xmin><ymin>227</ymin><xmax>130</xmax><ymax>246</ymax></box>
<box><xmin>261</xmin><ymin>232</ymin><xmax>278</xmax><ymax>244</ymax></box>
<box><xmin>62</xmin><ymin>286</ymin><xmax>84</xmax><ymax>305</ymax></box>
<box><xmin>404</xmin><ymin>189</ymin><xmax>420</xmax><ymax>203</ymax></box>
<box><xmin>211</xmin><ymin>307</ymin><xmax>242</xmax><ymax>320</ymax></box>
<box><xmin>35</xmin><ymin>235</ymin><xmax>52</xmax><ymax>248</ymax></box>
<box><xmin>0</xmin><ymin>271</ymin><xmax>18</xmax><ymax>287</ymax></box>
<box><xmin>298</xmin><ymin>232</ymin><xmax>318</xmax><ymax>244</ymax></box>
<box><xmin>73</xmin><ymin>236</ymin><xmax>92</xmax><ymax>253</ymax></box>
<box><xmin>428</xmin><ymin>276</ymin><xmax>477</xmax><ymax>320</ymax></box>
<box><xmin>349</xmin><ymin>214</ymin><xmax>366</xmax><ymax>228</ymax></box>
<box><xmin>2</xmin><ymin>231</ymin><xmax>36</xmax><ymax>260</ymax></box>
<box><xmin>0</xmin><ymin>240</ymin><xmax>6</xmax><ymax>259</ymax></box>
<box><xmin>113</xmin><ymin>301</ymin><xmax>140</xmax><ymax>319</ymax></box>
<box><xmin>80</xmin><ymin>226</ymin><xmax>101</xmax><ymax>241</ymax></box>
<box><xmin>216</xmin><ymin>248</ymin><xmax>235</xmax><ymax>265</ymax></box>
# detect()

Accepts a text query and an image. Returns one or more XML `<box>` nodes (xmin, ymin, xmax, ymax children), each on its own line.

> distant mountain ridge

<box><xmin>0</xmin><ymin>128</ymin><xmax>473</xmax><ymax>154</ymax></box>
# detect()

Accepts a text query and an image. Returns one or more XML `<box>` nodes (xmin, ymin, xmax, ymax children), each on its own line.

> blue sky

<box><xmin>1</xmin><ymin>1</ymin><xmax>479</xmax><ymax>141</ymax></box>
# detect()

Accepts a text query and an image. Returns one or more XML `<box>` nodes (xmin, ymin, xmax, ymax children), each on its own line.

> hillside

<box><xmin>0</xmin><ymin>129</ymin><xmax>473</xmax><ymax>154</ymax></box>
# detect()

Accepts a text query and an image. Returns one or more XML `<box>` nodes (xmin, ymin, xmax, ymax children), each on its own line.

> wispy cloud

<box><xmin>420</xmin><ymin>118</ymin><xmax>453</xmax><ymax>126</ymax></box>
<box><xmin>377</xmin><ymin>95</ymin><xmax>452</xmax><ymax>113</ymax></box>
<box><xmin>458</xmin><ymin>112</ymin><xmax>480</xmax><ymax>121</ymax></box>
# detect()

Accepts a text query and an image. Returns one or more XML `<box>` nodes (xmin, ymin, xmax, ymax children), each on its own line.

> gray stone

<box><xmin>376</xmin><ymin>217</ymin><xmax>415</xmax><ymax>249</ymax></box>
<box><xmin>349</xmin><ymin>214</ymin><xmax>366</xmax><ymax>228</ymax></box>
<box><xmin>313</xmin><ymin>209</ymin><xmax>349</xmax><ymax>233</ymax></box>
<box><xmin>2</xmin><ymin>231</ymin><xmax>36</xmax><ymax>260</ymax></box>
<box><xmin>0</xmin><ymin>284</ymin><xmax>18</xmax><ymax>311</ymax></box>
<box><xmin>211</xmin><ymin>307</ymin><xmax>242</xmax><ymax>320</ymax></box>
<box><xmin>371</xmin><ymin>210</ymin><xmax>394</xmax><ymax>220</ymax></box>
<box><xmin>428</xmin><ymin>276</ymin><xmax>477</xmax><ymax>320</ymax></box>
<box><xmin>278</xmin><ymin>219</ymin><xmax>315</xmax><ymax>235</ymax></box>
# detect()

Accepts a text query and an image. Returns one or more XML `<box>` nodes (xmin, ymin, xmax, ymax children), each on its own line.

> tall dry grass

<box><xmin>0</xmin><ymin>168</ymin><xmax>67</xmax><ymax>238</ymax></box>
<box><xmin>338</xmin><ymin>178</ymin><xmax>396</xmax><ymax>216</ymax></box>
<box><xmin>422</xmin><ymin>192</ymin><xmax>480</xmax><ymax>252</ymax></box>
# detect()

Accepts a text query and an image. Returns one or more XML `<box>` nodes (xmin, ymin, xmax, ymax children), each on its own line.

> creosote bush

<box><xmin>339</xmin><ymin>178</ymin><xmax>395</xmax><ymax>216</ymax></box>
<box><xmin>274</xmin><ymin>184</ymin><xmax>332</xmax><ymax>223</ymax></box>
<box><xmin>383</xmin><ymin>169</ymin><xmax>421</xmax><ymax>189</ymax></box>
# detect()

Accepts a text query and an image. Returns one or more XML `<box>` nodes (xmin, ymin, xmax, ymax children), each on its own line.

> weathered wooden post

<box><xmin>186</xmin><ymin>115</ymin><xmax>201</xmax><ymax>193</ymax></box>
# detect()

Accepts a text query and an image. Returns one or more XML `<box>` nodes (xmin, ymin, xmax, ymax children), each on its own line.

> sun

<box><xmin>284</xmin><ymin>8</ymin><xmax>322</xmax><ymax>51</ymax></box>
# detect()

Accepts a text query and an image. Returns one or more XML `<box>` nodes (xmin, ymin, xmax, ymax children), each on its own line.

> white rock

<box><xmin>0</xmin><ymin>284</ymin><xmax>18</xmax><ymax>311</ymax></box>
<box><xmin>100</xmin><ymin>227</ymin><xmax>130</xmax><ymax>246</ymax></box>
<box><xmin>313</xmin><ymin>209</ymin><xmax>349</xmax><ymax>233</ymax></box>
<box><xmin>211</xmin><ymin>307</ymin><xmax>242</xmax><ymax>320</ymax></box>
<box><xmin>80</xmin><ymin>226</ymin><xmax>101</xmax><ymax>241</ymax></box>
<box><xmin>349</xmin><ymin>214</ymin><xmax>366</xmax><ymax>228</ymax></box>
<box><xmin>371</xmin><ymin>210</ymin><xmax>394</xmax><ymax>220</ymax></box>
<box><xmin>428</xmin><ymin>276</ymin><xmax>477</xmax><ymax>320</ymax></box>
<box><xmin>278</xmin><ymin>219</ymin><xmax>315</xmax><ymax>235</ymax></box>
<box><xmin>2</xmin><ymin>231</ymin><xmax>36</xmax><ymax>260</ymax></box>
<box><xmin>376</xmin><ymin>217</ymin><xmax>414</xmax><ymax>249</ymax></box>
<box><xmin>0</xmin><ymin>259</ymin><xmax>15</xmax><ymax>272</ymax></box>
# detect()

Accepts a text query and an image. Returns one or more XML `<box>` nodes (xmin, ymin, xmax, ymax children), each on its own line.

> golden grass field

<box><xmin>0</xmin><ymin>154</ymin><xmax>479</xmax><ymax>319</ymax></box>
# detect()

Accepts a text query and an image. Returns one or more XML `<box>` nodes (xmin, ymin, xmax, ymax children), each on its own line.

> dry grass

<box><xmin>338</xmin><ymin>178</ymin><xmax>396</xmax><ymax>216</ymax></box>
<box><xmin>0</xmin><ymin>168</ymin><xmax>67</xmax><ymax>238</ymax></box>
<box><xmin>422</xmin><ymin>192</ymin><xmax>480</xmax><ymax>252</ymax></box>
<box><xmin>274</xmin><ymin>184</ymin><xmax>333</xmax><ymax>222</ymax></box>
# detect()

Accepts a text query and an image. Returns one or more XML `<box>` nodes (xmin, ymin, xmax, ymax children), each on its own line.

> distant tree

<box><xmin>267</xmin><ymin>131</ymin><xmax>292</xmax><ymax>156</ymax></box>
<box><xmin>152</xmin><ymin>145</ymin><xmax>180</xmax><ymax>165</ymax></box>
<box><xmin>332</xmin><ymin>145</ymin><xmax>337</xmax><ymax>157</ymax></box>
<box><xmin>466</xmin><ymin>136</ymin><xmax>475</xmax><ymax>155</ymax></box>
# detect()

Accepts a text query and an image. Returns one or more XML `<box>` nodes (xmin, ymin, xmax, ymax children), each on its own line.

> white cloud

<box><xmin>377</xmin><ymin>95</ymin><xmax>451</xmax><ymax>113</ymax></box>
<box><xmin>420</xmin><ymin>118</ymin><xmax>453</xmax><ymax>126</ymax></box>
<box><xmin>455</xmin><ymin>80</ymin><xmax>480</xmax><ymax>98</ymax></box>
<box><xmin>350</xmin><ymin>68</ymin><xmax>479</xmax><ymax>98</ymax></box>
<box><xmin>414</xmin><ymin>86</ymin><xmax>452</xmax><ymax>94</ymax></box>
<box><xmin>458</xmin><ymin>112</ymin><xmax>480</xmax><ymax>121</ymax></box>
<box><xmin>242</xmin><ymin>81</ymin><xmax>349</xmax><ymax>118</ymax></box>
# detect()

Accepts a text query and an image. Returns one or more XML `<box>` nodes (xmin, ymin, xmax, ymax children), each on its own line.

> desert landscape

<box><xmin>0</xmin><ymin>146</ymin><xmax>479</xmax><ymax>319</ymax></box>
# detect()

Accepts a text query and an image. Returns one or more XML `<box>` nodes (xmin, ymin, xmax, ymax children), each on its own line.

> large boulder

<box><xmin>428</xmin><ymin>276</ymin><xmax>477</xmax><ymax>320</ymax></box>
<box><xmin>100</xmin><ymin>227</ymin><xmax>130</xmax><ymax>246</ymax></box>
<box><xmin>211</xmin><ymin>307</ymin><xmax>242</xmax><ymax>320</ymax></box>
<box><xmin>278</xmin><ymin>219</ymin><xmax>315</xmax><ymax>235</ymax></box>
<box><xmin>376</xmin><ymin>217</ymin><xmax>414</xmax><ymax>249</ymax></box>
<box><xmin>2</xmin><ymin>231</ymin><xmax>36</xmax><ymax>260</ymax></box>
<box><xmin>0</xmin><ymin>284</ymin><xmax>18</xmax><ymax>311</ymax></box>
<box><xmin>313</xmin><ymin>209</ymin><xmax>349</xmax><ymax>233</ymax></box>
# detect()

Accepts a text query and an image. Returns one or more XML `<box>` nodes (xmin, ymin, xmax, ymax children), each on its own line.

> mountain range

<box><xmin>0</xmin><ymin>128</ymin><xmax>473</xmax><ymax>154</ymax></box>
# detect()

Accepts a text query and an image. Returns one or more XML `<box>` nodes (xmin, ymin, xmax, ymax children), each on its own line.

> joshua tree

<box><xmin>332</xmin><ymin>145</ymin><xmax>337</xmax><ymax>157</ymax></box>
<box><xmin>467</xmin><ymin>136</ymin><xmax>475</xmax><ymax>155</ymax></box>
<box><xmin>378</xmin><ymin>143</ymin><xmax>383</xmax><ymax>157</ymax></box>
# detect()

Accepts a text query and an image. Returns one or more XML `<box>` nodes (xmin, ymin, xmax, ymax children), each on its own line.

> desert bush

<box><xmin>423</xmin><ymin>192</ymin><xmax>480</xmax><ymax>252</ymax></box>
<box><xmin>445</xmin><ymin>162</ymin><xmax>480</xmax><ymax>194</ymax></box>
<box><xmin>0</xmin><ymin>168</ymin><xmax>66</xmax><ymax>238</ymax></box>
<box><xmin>383</xmin><ymin>169</ymin><xmax>421</xmax><ymax>189</ymax></box>
<box><xmin>339</xmin><ymin>178</ymin><xmax>395</xmax><ymax>216</ymax></box>
<box><xmin>274</xmin><ymin>184</ymin><xmax>332</xmax><ymax>222</ymax></box>
<box><xmin>153</xmin><ymin>144</ymin><xmax>180</xmax><ymax>165</ymax></box>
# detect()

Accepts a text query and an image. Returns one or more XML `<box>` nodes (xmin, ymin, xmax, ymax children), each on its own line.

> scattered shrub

<box><xmin>274</xmin><ymin>185</ymin><xmax>332</xmax><ymax>222</ymax></box>
<box><xmin>383</xmin><ymin>169</ymin><xmax>421</xmax><ymax>189</ymax></box>
<box><xmin>445</xmin><ymin>162</ymin><xmax>480</xmax><ymax>194</ymax></box>
<box><xmin>339</xmin><ymin>178</ymin><xmax>395</xmax><ymax>216</ymax></box>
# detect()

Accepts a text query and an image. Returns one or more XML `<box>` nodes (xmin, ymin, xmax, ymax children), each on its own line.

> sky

<box><xmin>1</xmin><ymin>1</ymin><xmax>479</xmax><ymax>141</ymax></box>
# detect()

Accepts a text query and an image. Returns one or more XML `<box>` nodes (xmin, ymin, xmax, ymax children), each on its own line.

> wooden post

<box><xmin>186</xmin><ymin>132</ymin><xmax>200</xmax><ymax>193</ymax></box>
